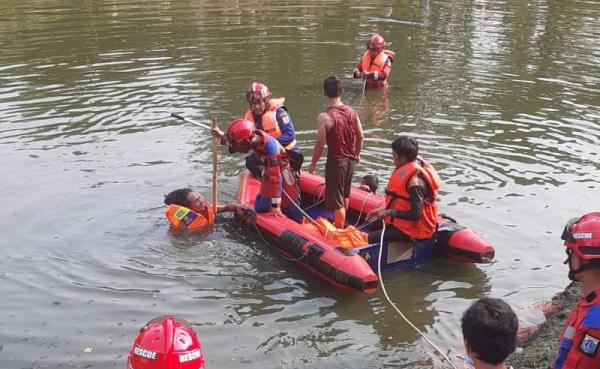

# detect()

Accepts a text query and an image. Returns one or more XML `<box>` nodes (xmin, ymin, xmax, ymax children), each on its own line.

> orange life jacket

<box><xmin>165</xmin><ymin>204</ymin><xmax>214</xmax><ymax>233</ymax></box>
<box><xmin>360</xmin><ymin>49</ymin><xmax>395</xmax><ymax>76</ymax></box>
<box><xmin>384</xmin><ymin>158</ymin><xmax>441</xmax><ymax>239</ymax></box>
<box><xmin>244</xmin><ymin>97</ymin><xmax>297</xmax><ymax>150</ymax></box>
<box><xmin>303</xmin><ymin>217</ymin><xmax>369</xmax><ymax>249</ymax></box>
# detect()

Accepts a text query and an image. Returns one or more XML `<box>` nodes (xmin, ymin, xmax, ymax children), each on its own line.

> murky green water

<box><xmin>1</xmin><ymin>1</ymin><xmax>598</xmax><ymax>368</ymax></box>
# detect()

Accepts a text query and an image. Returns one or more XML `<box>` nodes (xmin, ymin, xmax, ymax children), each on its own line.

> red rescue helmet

<box><xmin>368</xmin><ymin>34</ymin><xmax>385</xmax><ymax>50</ymax></box>
<box><xmin>226</xmin><ymin>118</ymin><xmax>255</xmax><ymax>143</ymax></box>
<box><xmin>561</xmin><ymin>212</ymin><xmax>600</xmax><ymax>261</ymax></box>
<box><xmin>226</xmin><ymin>118</ymin><xmax>255</xmax><ymax>153</ymax></box>
<box><xmin>127</xmin><ymin>315</ymin><xmax>205</xmax><ymax>369</ymax></box>
<box><xmin>246</xmin><ymin>82</ymin><xmax>271</xmax><ymax>104</ymax></box>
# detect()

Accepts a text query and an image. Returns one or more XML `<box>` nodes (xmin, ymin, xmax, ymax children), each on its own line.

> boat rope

<box><xmin>301</xmin><ymin>182</ymin><xmax>326</xmax><ymax>211</ymax></box>
<box><xmin>282</xmin><ymin>189</ymin><xmax>360</xmax><ymax>234</ymax></box>
<box><xmin>353</xmin><ymin>191</ymin><xmax>374</xmax><ymax>227</ymax></box>
<box><xmin>377</xmin><ymin>220</ymin><xmax>459</xmax><ymax>369</ymax></box>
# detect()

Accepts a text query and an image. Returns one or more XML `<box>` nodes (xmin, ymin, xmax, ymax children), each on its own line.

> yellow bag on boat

<box><xmin>314</xmin><ymin>217</ymin><xmax>369</xmax><ymax>249</ymax></box>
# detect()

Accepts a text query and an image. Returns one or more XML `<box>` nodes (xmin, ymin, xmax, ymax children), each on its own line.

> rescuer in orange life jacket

<box><xmin>365</xmin><ymin>136</ymin><xmax>441</xmax><ymax>244</ymax></box>
<box><xmin>243</xmin><ymin>82</ymin><xmax>302</xmax><ymax>178</ymax></box>
<box><xmin>353</xmin><ymin>33</ymin><xmax>395</xmax><ymax>88</ymax></box>
<box><xmin>127</xmin><ymin>315</ymin><xmax>205</xmax><ymax>369</ymax></box>
<box><xmin>164</xmin><ymin>188</ymin><xmax>248</xmax><ymax>233</ymax></box>
<box><xmin>553</xmin><ymin>212</ymin><xmax>600</xmax><ymax>369</ymax></box>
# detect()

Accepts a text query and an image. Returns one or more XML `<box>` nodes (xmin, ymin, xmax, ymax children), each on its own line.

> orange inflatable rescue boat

<box><xmin>236</xmin><ymin>170</ymin><xmax>495</xmax><ymax>293</ymax></box>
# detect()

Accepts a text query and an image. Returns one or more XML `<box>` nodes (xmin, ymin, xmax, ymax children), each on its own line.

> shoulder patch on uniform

<box><xmin>583</xmin><ymin>305</ymin><xmax>600</xmax><ymax>330</ymax></box>
<box><xmin>279</xmin><ymin>110</ymin><xmax>290</xmax><ymax>124</ymax></box>
<box><xmin>580</xmin><ymin>333</ymin><xmax>600</xmax><ymax>356</ymax></box>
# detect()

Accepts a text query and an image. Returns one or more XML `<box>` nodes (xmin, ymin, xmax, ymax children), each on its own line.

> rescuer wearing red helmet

<box><xmin>240</xmin><ymin>82</ymin><xmax>301</xmax><ymax>178</ymax></box>
<box><xmin>553</xmin><ymin>212</ymin><xmax>600</xmax><ymax>369</ymax></box>
<box><xmin>127</xmin><ymin>315</ymin><xmax>205</xmax><ymax>369</ymax></box>
<box><xmin>353</xmin><ymin>33</ymin><xmax>395</xmax><ymax>88</ymax></box>
<box><xmin>213</xmin><ymin>118</ymin><xmax>302</xmax><ymax>222</ymax></box>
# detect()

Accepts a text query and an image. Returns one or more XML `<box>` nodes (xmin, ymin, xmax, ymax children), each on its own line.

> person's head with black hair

<box><xmin>323</xmin><ymin>75</ymin><xmax>343</xmax><ymax>99</ymax></box>
<box><xmin>164</xmin><ymin>188</ymin><xmax>192</xmax><ymax>208</ymax></box>
<box><xmin>360</xmin><ymin>175</ymin><xmax>379</xmax><ymax>193</ymax></box>
<box><xmin>461</xmin><ymin>297</ymin><xmax>518</xmax><ymax>368</ymax></box>
<box><xmin>164</xmin><ymin>188</ymin><xmax>208</xmax><ymax>214</ymax></box>
<box><xmin>391</xmin><ymin>136</ymin><xmax>418</xmax><ymax>168</ymax></box>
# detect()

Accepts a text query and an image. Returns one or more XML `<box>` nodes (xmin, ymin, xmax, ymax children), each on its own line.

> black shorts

<box><xmin>325</xmin><ymin>157</ymin><xmax>355</xmax><ymax>210</ymax></box>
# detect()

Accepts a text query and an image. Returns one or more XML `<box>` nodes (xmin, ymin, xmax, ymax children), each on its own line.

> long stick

<box><xmin>171</xmin><ymin>112</ymin><xmax>212</xmax><ymax>130</ymax></box>
<box><xmin>211</xmin><ymin>117</ymin><xmax>218</xmax><ymax>215</ymax></box>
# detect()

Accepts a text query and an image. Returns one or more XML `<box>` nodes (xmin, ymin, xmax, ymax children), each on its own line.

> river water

<box><xmin>1</xmin><ymin>1</ymin><xmax>598</xmax><ymax>368</ymax></box>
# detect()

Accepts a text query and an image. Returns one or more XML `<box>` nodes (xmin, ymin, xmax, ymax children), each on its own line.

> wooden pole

<box><xmin>211</xmin><ymin>117</ymin><xmax>218</xmax><ymax>215</ymax></box>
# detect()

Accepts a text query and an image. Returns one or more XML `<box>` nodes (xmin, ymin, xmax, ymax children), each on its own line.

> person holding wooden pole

<box><xmin>166</xmin><ymin>114</ymin><xmax>248</xmax><ymax>234</ymax></box>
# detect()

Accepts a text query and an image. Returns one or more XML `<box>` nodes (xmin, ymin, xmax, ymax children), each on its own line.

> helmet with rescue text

<box><xmin>127</xmin><ymin>315</ymin><xmax>204</xmax><ymax>369</ymax></box>
<box><xmin>225</xmin><ymin>118</ymin><xmax>255</xmax><ymax>154</ymax></box>
<box><xmin>561</xmin><ymin>212</ymin><xmax>600</xmax><ymax>279</ymax></box>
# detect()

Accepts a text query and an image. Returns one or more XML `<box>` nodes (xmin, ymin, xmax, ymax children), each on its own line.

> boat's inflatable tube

<box><xmin>237</xmin><ymin>170</ymin><xmax>379</xmax><ymax>293</ymax></box>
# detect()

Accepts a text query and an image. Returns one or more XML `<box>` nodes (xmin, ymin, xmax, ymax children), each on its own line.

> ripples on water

<box><xmin>0</xmin><ymin>0</ymin><xmax>599</xmax><ymax>368</ymax></box>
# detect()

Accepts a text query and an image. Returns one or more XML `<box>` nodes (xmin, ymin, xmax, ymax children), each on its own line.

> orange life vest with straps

<box><xmin>244</xmin><ymin>97</ymin><xmax>297</xmax><ymax>150</ymax></box>
<box><xmin>302</xmin><ymin>217</ymin><xmax>369</xmax><ymax>249</ymax></box>
<box><xmin>165</xmin><ymin>204</ymin><xmax>214</xmax><ymax>233</ymax></box>
<box><xmin>361</xmin><ymin>49</ymin><xmax>395</xmax><ymax>75</ymax></box>
<box><xmin>384</xmin><ymin>158</ymin><xmax>441</xmax><ymax>240</ymax></box>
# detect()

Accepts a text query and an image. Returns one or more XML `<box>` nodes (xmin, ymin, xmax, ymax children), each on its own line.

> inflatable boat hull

<box><xmin>237</xmin><ymin>170</ymin><xmax>495</xmax><ymax>293</ymax></box>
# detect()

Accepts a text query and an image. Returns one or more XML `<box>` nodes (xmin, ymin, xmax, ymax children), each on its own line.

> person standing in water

<box><xmin>353</xmin><ymin>33</ymin><xmax>395</xmax><ymax>88</ymax></box>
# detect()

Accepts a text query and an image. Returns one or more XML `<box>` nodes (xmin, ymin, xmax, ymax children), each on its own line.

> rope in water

<box><xmin>376</xmin><ymin>221</ymin><xmax>459</xmax><ymax>369</ymax></box>
<box><xmin>248</xmin><ymin>181</ymin><xmax>458</xmax><ymax>368</ymax></box>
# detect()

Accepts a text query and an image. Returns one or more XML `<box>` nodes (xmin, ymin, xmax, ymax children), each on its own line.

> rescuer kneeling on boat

<box><xmin>127</xmin><ymin>315</ymin><xmax>205</xmax><ymax>369</ymax></box>
<box><xmin>243</xmin><ymin>82</ymin><xmax>302</xmax><ymax>178</ymax></box>
<box><xmin>163</xmin><ymin>188</ymin><xmax>248</xmax><ymax>233</ymax></box>
<box><xmin>213</xmin><ymin>119</ymin><xmax>302</xmax><ymax>222</ymax></box>
<box><xmin>365</xmin><ymin>136</ymin><xmax>441</xmax><ymax>243</ymax></box>
<box><xmin>353</xmin><ymin>33</ymin><xmax>395</xmax><ymax>88</ymax></box>
<box><xmin>553</xmin><ymin>212</ymin><xmax>600</xmax><ymax>369</ymax></box>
